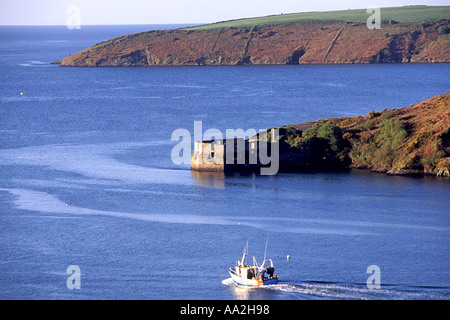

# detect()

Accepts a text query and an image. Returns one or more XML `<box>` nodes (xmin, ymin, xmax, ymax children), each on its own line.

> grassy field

<box><xmin>185</xmin><ymin>5</ymin><xmax>450</xmax><ymax>30</ymax></box>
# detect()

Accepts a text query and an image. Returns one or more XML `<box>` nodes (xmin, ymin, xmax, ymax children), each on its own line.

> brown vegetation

<box><xmin>286</xmin><ymin>92</ymin><xmax>450</xmax><ymax>177</ymax></box>
<box><xmin>59</xmin><ymin>20</ymin><xmax>450</xmax><ymax>66</ymax></box>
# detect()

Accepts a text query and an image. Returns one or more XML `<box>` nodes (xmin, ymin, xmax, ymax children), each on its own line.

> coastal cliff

<box><xmin>58</xmin><ymin>8</ymin><xmax>450</xmax><ymax>67</ymax></box>
<box><xmin>279</xmin><ymin>92</ymin><xmax>450</xmax><ymax>177</ymax></box>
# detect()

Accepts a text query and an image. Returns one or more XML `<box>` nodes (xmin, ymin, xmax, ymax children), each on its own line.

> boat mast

<box><xmin>240</xmin><ymin>241</ymin><xmax>248</xmax><ymax>266</ymax></box>
<box><xmin>260</xmin><ymin>236</ymin><xmax>269</xmax><ymax>268</ymax></box>
<box><xmin>264</xmin><ymin>236</ymin><xmax>268</xmax><ymax>262</ymax></box>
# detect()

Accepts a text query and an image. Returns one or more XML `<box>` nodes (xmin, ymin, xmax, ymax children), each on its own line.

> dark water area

<box><xmin>0</xmin><ymin>25</ymin><xmax>449</xmax><ymax>300</ymax></box>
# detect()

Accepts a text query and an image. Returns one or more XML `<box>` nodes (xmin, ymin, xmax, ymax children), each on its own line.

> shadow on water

<box><xmin>191</xmin><ymin>167</ymin><xmax>450</xmax><ymax>189</ymax></box>
<box><xmin>191</xmin><ymin>168</ymin><xmax>359</xmax><ymax>189</ymax></box>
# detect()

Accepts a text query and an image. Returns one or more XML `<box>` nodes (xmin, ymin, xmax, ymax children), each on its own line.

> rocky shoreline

<box><xmin>356</xmin><ymin>164</ymin><xmax>449</xmax><ymax>177</ymax></box>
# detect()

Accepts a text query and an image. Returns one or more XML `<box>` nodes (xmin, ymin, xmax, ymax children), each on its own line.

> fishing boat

<box><xmin>229</xmin><ymin>240</ymin><xmax>278</xmax><ymax>286</ymax></box>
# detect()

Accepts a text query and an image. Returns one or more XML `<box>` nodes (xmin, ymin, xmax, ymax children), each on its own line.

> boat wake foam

<box><xmin>222</xmin><ymin>278</ymin><xmax>449</xmax><ymax>300</ymax></box>
<box><xmin>221</xmin><ymin>278</ymin><xmax>237</xmax><ymax>286</ymax></box>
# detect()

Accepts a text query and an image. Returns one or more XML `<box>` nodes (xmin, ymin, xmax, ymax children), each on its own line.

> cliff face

<box><xmin>283</xmin><ymin>92</ymin><xmax>450</xmax><ymax>177</ymax></box>
<box><xmin>59</xmin><ymin>20</ymin><xmax>450</xmax><ymax>66</ymax></box>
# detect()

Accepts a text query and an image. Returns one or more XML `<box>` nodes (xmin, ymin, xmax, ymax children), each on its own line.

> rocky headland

<box><xmin>57</xmin><ymin>7</ymin><xmax>450</xmax><ymax>67</ymax></box>
<box><xmin>275</xmin><ymin>92</ymin><xmax>450</xmax><ymax>177</ymax></box>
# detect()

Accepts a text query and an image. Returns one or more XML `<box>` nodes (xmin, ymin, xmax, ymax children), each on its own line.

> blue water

<box><xmin>0</xmin><ymin>26</ymin><xmax>449</xmax><ymax>300</ymax></box>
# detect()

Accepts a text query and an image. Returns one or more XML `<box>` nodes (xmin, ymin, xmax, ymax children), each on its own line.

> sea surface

<box><xmin>0</xmin><ymin>25</ymin><xmax>449</xmax><ymax>300</ymax></box>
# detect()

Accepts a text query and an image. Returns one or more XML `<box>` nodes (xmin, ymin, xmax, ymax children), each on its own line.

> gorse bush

<box><xmin>375</xmin><ymin>117</ymin><xmax>408</xmax><ymax>150</ymax></box>
<box><xmin>301</xmin><ymin>123</ymin><xmax>351</xmax><ymax>165</ymax></box>
<box><xmin>317</xmin><ymin>124</ymin><xmax>343</xmax><ymax>150</ymax></box>
<box><xmin>435</xmin><ymin>129</ymin><xmax>450</xmax><ymax>156</ymax></box>
<box><xmin>278</xmin><ymin>126</ymin><xmax>303</xmax><ymax>148</ymax></box>
<box><xmin>349</xmin><ymin>116</ymin><xmax>408</xmax><ymax>167</ymax></box>
<box><xmin>303</xmin><ymin>124</ymin><xmax>345</xmax><ymax>149</ymax></box>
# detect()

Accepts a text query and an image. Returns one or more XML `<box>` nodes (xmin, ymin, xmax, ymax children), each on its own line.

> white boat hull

<box><xmin>229</xmin><ymin>270</ymin><xmax>278</xmax><ymax>286</ymax></box>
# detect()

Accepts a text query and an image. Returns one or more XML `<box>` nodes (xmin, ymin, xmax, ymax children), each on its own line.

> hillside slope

<box><xmin>58</xmin><ymin>7</ymin><xmax>450</xmax><ymax>67</ymax></box>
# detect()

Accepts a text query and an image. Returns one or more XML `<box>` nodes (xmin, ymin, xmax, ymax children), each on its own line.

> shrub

<box><xmin>317</xmin><ymin>124</ymin><xmax>343</xmax><ymax>151</ymax></box>
<box><xmin>435</xmin><ymin>129</ymin><xmax>450</xmax><ymax>156</ymax></box>
<box><xmin>302</xmin><ymin>123</ymin><xmax>351</xmax><ymax>164</ymax></box>
<box><xmin>356</xmin><ymin>118</ymin><xmax>376</xmax><ymax>132</ymax></box>
<box><xmin>437</xmin><ymin>25</ymin><xmax>450</xmax><ymax>35</ymax></box>
<box><xmin>375</xmin><ymin>117</ymin><xmax>408</xmax><ymax>150</ymax></box>
<box><xmin>278</xmin><ymin>126</ymin><xmax>303</xmax><ymax>148</ymax></box>
<box><xmin>369</xmin><ymin>117</ymin><xmax>408</xmax><ymax>166</ymax></box>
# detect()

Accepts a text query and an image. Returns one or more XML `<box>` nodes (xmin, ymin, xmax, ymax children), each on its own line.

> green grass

<box><xmin>184</xmin><ymin>6</ymin><xmax>450</xmax><ymax>30</ymax></box>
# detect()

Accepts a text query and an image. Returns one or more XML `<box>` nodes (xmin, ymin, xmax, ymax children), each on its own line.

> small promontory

<box><xmin>276</xmin><ymin>92</ymin><xmax>450</xmax><ymax>177</ymax></box>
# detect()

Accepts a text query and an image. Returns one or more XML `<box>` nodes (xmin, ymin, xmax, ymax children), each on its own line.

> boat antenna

<box><xmin>260</xmin><ymin>236</ymin><xmax>269</xmax><ymax>269</ymax></box>
<box><xmin>240</xmin><ymin>240</ymin><xmax>248</xmax><ymax>265</ymax></box>
<box><xmin>263</xmin><ymin>236</ymin><xmax>269</xmax><ymax>262</ymax></box>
